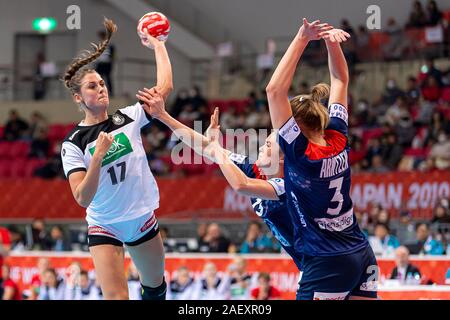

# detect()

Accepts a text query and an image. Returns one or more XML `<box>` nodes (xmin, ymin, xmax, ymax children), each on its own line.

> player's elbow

<box><xmin>265</xmin><ymin>83</ymin><xmax>280</xmax><ymax>97</ymax></box>
<box><xmin>74</xmin><ymin>194</ymin><xmax>90</xmax><ymax>208</ymax></box>
<box><xmin>233</xmin><ymin>182</ymin><xmax>249</xmax><ymax>194</ymax></box>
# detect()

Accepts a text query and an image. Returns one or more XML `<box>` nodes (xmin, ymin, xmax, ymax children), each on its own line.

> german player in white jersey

<box><xmin>60</xmin><ymin>18</ymin><xmax>173</xmax><ymax>300</ymax></box>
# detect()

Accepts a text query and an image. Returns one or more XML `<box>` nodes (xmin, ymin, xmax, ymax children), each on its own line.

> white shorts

<box><xmin>87</xmin><ymin>212</ymin><xmax>159</xmax><ymax>247</ymax></box>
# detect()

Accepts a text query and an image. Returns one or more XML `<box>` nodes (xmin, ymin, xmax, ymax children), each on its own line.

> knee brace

<box><xmin>141</xmin><ymin>278</ymin><xmax>167</xmax><ymax>300</ymax></box>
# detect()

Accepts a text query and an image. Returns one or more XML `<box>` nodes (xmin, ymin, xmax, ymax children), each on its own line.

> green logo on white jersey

<box><xmin>89</xmin><ymin>132</ymin><xmax>133</xmax><ymax>166</ymax></box>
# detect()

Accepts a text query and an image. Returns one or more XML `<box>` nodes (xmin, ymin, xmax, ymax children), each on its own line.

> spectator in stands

<box><xmin>406</xmin><ymin>1</ymin><xmax>427</xmax><ymax>28</ymax></box>
<box><xmin>390</xmin><ymin>246</ymin><xmax>421</xmax><ymax>284</ymax></box>
<box><xmin>33</xmin><ymin>142</ymin><xmax>64</xmax><ymax>179</ymax></box>
<box><xmin>355</xmin><ymin>25</ymin><xmax>370</xmax><ymax>61</ymax></box>
<box><xmin>368</xmin><ymin>154</ymin><xmax>389</xmax><ymax>173</ymax></box>
<box><xmin>197</xmin><ymin>223</ymin><xmax>230</xmax><ymax>253</ymax></box>
<box><xmin>250</xmin><ymin>272</ymin><xmax>281</xmax><ymax>300</ymax></box>
<box><xmin>94</xmin><ymin>29</ymin><xmax>115</xmax><ymax>96</ymax></box>
<box><xmin>191</xmin><ymin>262</ymin><xmax>227</xmax><ymax>300</ymax></box>
<box><xmin>1</xmin><ymin>264</ymin><xmax>21</xmax><ymax>300</ymax></box>
<box><xmin>64</xmin><ymin>261</ymin><xmax>82</xmax><ymax>300</ymax></box>
<box><xmin>33</xmin><ymin>52</ymin><xmax>47</xmax><ymax>100</ymax></box>
<box><xmin>385</xmin><ymin>95</ymin><xmax>410</xmax><ymax>126</ymax></box>
<box><xmin>395</xmin><ymin>112</ymin><xmax>416</xmax><ymax>148</ymax></box>
<box><xmin>382</xmin><ymin>79</ymin><xmax>405</xmax><ymax>106</ymax></box>
<box><xmin>381</xmin><ymin>133</ymin><xmax>404</xmax><ymax>170</ymax></box>
<box><xmin>28</xmin><ymin>218</ymin><xmax>50</xmax><ymax>250</ymax></box>
<box><xmin>339</xmin><ymin>19</ymin><xmax>357</xmax><ymax>67</ymax></box>
<box><xmin>225</xmin><ymin>256</ymin><xmax>256</xmax><ymax>300</ymax></box>
<box><xmin>425</xmin><ymin>111</ymin><xmax>449</xmax><ymax>146</ymax></box>
<box><xmin>383</xmin><ymin>18</ymin><xmax>405</xmax><ymax>61</ymax></box>
<box><xmin>28</xmin><ymin>257</ymin><xmax>50</xmax><ymax>300</ymax></box>
<box><xmin>363</xmin><ymin>138</ymin><xmax>382</xmax><ymax>169</ymax></box>
<box><xmin>27</xmin><ymin>111</ymin><xmax>48</xmax><ymax>140</ymax></box>
<box><xmin>369</xmin><ymin>223</ymin><xmax>400</xmax><ymax>256</ymax></box>
<box><xmin>189</xmin><ymin>85</ymin><xmax>208</xmax><ymax>111</ymax></box>
<box><xmin>76</xmin><ymin>270</ymin><xmax>102</xmax><ymax>300</ymax></box>
<box><xmin>240</xmin><ymin>221</ymin><xmax>273</xmax><ymax>253</ymax></box>
<box><xmin>0</xmin><ymin>226</ymin><xmax>11</xmax><ymax>298</ymax></box>
<box><xmin>408</xmin><ymin>222</ymin><xmax>445</xmax><ymax>255</ymax></box>
<box><xmin>418</xmin><ymin>58</ymin><xmax>443</xmax><ymax>87</ymax></box>
<box><xmin>3</xmin><ymin>110</ymin><xmax>29</xmax><ymax>141</ymax></box>
<box><xmin>167</xmin><ymin>266</ymin><xmax>195</xmax><ymax>300</ymax></box>
<box><xmin>431</xmin><ymin>204</ymin><xmax>450</xmax><ymax>224</ymax></box>
<box><xmin>405</xmin><ymin>76</ymin><xmax>421</xmax><ymax>105</ymax></box>
<box><xmin>38</xmin><ymin>268</ymin><xmax>66</xmax><ymax>300</ymax></box>
<box><xmin>428</xmin><ymin>130</ymin><xmax>450</xmax><ymax>170</ymax></box>
<box><xmin>28</xmin><ymin>128</ymin><xmax>50</xmax><ymax>159</ymax></box>
<box><xmin>48</xmin><ymin>225</ymin><xmax>71</xmax><ymax>251</ymax></box>
<box><xmin>421</xmin><ymin>75</ymin><xmax>442</xmax><ymax>102</ymax></box>
<box><xmin>7</xmin><ymin>225</ymin><xmax>25</xmax><ymax>252</ymax></box>
<box><xmin>178</xmin><ymin>104</ymin><xmax>200</xmax><ymax>127</ymax></box>
<box><xmin>170</xmin><ymin>88</ymin><xmax>190</xmax><ymax>118</ymax></box>
<box><xmin>426</xmin><ymin>0</ymin><xmax>443</xmax><ymax>26</ymax></box>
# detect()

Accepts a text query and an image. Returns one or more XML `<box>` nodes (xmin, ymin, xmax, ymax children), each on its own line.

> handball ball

<box><xmin>137</xmin><ymin>12</ymin><xmax>170</xmax><ymax>42</ymax></box>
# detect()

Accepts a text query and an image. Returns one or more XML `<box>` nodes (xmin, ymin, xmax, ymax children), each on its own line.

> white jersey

<box><xmin>61</xmin><ymin>102</ymin><xmax>159</xmax><ymax>225</ymax></box>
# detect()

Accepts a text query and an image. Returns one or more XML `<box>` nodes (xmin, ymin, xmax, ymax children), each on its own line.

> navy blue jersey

<box><xmin>229</xmin><ymin>153</ymin><xmax>302</xmax><ymax>270</ymax></box>
<box><xmin>278</xmin><ymin>103</ymin><xmax>368</xmax><ymax>257</ymax></box>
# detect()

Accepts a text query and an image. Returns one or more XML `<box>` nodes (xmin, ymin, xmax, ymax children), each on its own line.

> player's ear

<box><xmin>73</xmin><ymin>93</ymin><xmax>82</xmax><ymax>104</ymax></box>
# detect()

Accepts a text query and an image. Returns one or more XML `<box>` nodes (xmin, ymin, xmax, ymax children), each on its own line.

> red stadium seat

<box><xmin>0</xmin><ymin>160</ymin><xmax>11</xmax><ymax>178</ymax></box>
<box><xmin>47</xmin><ymin>124</ymin><xmax>66</xmax><ymax>142</ymax></box>
<box><xmin>8</xmin><ymin>141</ymin><xmax>30</xmax><ymax>159</ymax></box>
<box><xmin>0</xmin><ymin>142</ymin><xmax>12</xmax><ymax>159</ymax></box>
<box><xmin>0</xmin><ymin>127</ymin><xmax>3</xmax><ymax>139</ymax></box>
<box><xmin>441</xmin><ymin>87</ymin><xmax>450</xmax><ymax>103</ymax></box>
<box><xmin>24</xmin><ymin>158</ymin><xmax>47</xmax><ymax>177</ymax></box>
<box><xmin>9</xmin><ymin>158</ymin><xmax>27</xmax><ymax>178</ymax></box>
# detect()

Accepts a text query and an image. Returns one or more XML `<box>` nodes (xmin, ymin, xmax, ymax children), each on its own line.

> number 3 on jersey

<box><xmin>327</xmin><ymin>177</ymin><xmax>343</xmax><ymax>215</ymax></box>
<box><xmin>107</xmin><ymin>161</ymin><xmax>126</xmax><ymax>185</ymax></box>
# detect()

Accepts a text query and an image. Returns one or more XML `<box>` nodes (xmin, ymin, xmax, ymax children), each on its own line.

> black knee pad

<box><xmin>141</xmin><ymin>278</ymin><xmax>167</xmax><ymax>300</ymax></box>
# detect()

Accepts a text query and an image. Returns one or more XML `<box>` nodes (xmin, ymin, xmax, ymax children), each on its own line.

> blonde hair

<box><xmin>290</xmin><ymin>83</ymin><xmax>330</xmax><ymax>133</ymax></box>
<box><xmin>62</xmin><ymin>18</ymin><xmax>117</xmax><ymax>95</ymax></box>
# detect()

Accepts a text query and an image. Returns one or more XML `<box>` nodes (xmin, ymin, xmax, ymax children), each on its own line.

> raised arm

<box><xmin>266</xmin><ymin>19</ymin><xmax>332</xmax><ymax>128</ymax></box>
<box><xmin>140</xmin><ymin>30</ymin><xmax>173</xmax><ymax>101</ymax></box>
<box><xmin>137</xmin><ymin>87</ymin><xmax>210</xmax><ymax>158</ymax></box>
<box><xmin>210</xmin><ymin>142</ymin><xmax>279</xmax><ymax>200</ymax></box>
<box><xmin>322</xmin><ymin>29</ymin><xmax>351</xmax><ymax>108</ymax></box>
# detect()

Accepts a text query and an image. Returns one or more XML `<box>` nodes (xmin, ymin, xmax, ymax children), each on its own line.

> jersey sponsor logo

<box><xmin>291</xmin><ymin>192</ymin><xmax>307</xmax><ymax>227</ymax></box>
<box><xmin>319</xmin><ymin>150</ymin><xmax>349</xmax><ymax>178</ymax></box>
<box><xmin>89</xmin><ymin>132</ymin><xmax>133</xmax><ymax>167</ymax></box>
<box><xmin>359</xmin><ymin>280</ymin><xmax>378</xmax><ymax>292</ymax></box>
<box><xmin>229</xmin><ymin>153</ymin><xmax>247</xmax><ymax>164</ymax></box>
<box><xmin>313</xmin><ymin>291</ymin><xmax>349</xmax><ymax>300</ymax></box>
<box><xmin>140</xmin><ymin>214</ymin><xmax>157</xmax><ymax>232</ymax></box>
<box><xmin>69</xmin><ymin>129</ymin><xmax>80</xmax><ymax>141</ymax></box>
<box><xmin>112</xmin><ymin>113</ymin><xmax>125</xmax><ymax>125</ymax></box>
<box><xmin>314</xmin><ymin>208</ymin><xmax>354</xmax><ymax>232</ymax></box>
<box><xmin>268</xmin><ymin>178</ymin><xmax>285</xmax><ymax>196</ymax></box>
<box><xmin>328</xmin><ymin>104</ymin><xmax>348</xmax><ymax>125</ymax></box>
<box><xmin>62</xmin><ymin>149</ymin><xmax>66</xmax><ymax>157</ymax></box>
<box><xmin>279</xmin><ymin>117</ymin><xmax>300</xmax><ymax>144</ymax></box>
<box><xmin>87</xmin><ymin>226</ymin><xmax>117</xmax><ymax>238</ymax></box>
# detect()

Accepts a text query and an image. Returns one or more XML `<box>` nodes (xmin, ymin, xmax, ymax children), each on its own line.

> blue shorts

<box><xmin>296</xmin><ymin>244</ymin><xmax>378</xmax><ymax>300</ymax></box>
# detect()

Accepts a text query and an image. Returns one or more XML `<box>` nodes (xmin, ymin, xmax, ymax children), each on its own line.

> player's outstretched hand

<box><xmin>320</xmin><ymin>28</ymin><xmax>351</xmax><ymax>43</ymax></box>
<box><xmin>297</xmin><ymin>18</ymin><xmax>333</xmax><ymax>41</ymax></box>
<box><xmin>94</xmin><ymin>132</ymin><xmax>114</xmax><ymax>158</ymax></box>
<box><xmin>139</xmin><ymin>29</ymin><xmax>164</xmax><ymax>50</ymax></box>
<box><xmin>205</xmin><ymin>107</ymin><xmax>221</xmax><ymax>143</ymax></box>
<box><xmin>137</xmin><ymin>87</ymin><xmax>166</xmax><ymax>119</ymax></box>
